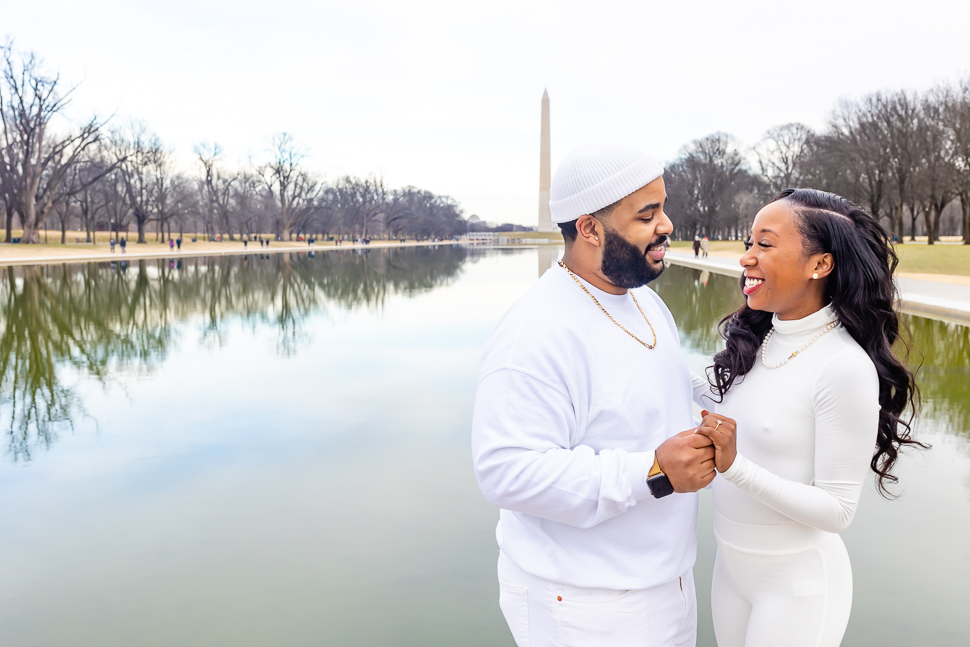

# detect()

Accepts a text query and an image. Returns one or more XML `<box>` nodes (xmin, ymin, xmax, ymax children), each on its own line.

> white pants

<box><xmin>712</xmin><ymin>514</ymin><xmax>853</xmax><ymax>647</ymax></box>
<box><xmin>497</xmin><ymin>551</ymin><xmax>697</xmax><ymax>647</ymax></box>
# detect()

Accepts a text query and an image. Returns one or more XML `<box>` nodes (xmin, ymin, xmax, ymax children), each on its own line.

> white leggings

<box><xmin>712</xmin><ymin>514</ymin><xmax>853</xmax><ymax>647</ymax></box>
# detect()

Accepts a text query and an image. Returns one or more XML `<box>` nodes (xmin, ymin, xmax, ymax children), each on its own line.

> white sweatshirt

<box><xmin>472</xmin><ymin>267</ymin><xmax>699</xmax><ymax>590</ymax></box>
<box><xmin>709</xmin><ymin>305</ymin><xmax>880</xmax><ymax>538</ymax></box>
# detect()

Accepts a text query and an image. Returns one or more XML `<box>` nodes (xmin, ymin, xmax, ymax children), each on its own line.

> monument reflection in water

<box><xmin>0</xmin><ymin>249</ymin><xmax>968</xmax><ymax>647</ymax></box>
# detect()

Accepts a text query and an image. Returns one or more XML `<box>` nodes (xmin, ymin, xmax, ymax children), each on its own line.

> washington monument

<box><xmin>538</xmin><ymin>89</ymin><xmax>553</xmax><ymax>232</ymax></box>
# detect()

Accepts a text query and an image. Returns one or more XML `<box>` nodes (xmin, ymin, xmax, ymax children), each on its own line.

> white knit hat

<box><xmin>549</xmin><ymin>143</ymin><xmax>664</xmax><ymax>224</ymax></box>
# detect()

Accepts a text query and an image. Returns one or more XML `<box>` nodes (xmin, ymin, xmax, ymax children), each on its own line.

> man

<box><xmin>472</xmin><ymin>143</ymin><xmax>716</xmax><ymax>647</ymax></box>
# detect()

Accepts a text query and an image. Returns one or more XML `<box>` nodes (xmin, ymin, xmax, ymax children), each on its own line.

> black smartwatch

<box><xmin>647</xmin><ymin>455</ymin><xmax>675</xmax><ymax>498</ymax></box>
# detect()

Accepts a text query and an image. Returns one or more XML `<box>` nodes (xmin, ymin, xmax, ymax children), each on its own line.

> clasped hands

<box><xmin>654</xmin><ymin>410</ymin><xmax>738</xmax><ymax>493</ymax></box>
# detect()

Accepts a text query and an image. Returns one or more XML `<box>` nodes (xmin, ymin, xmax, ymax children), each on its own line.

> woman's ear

<box><xmin>813</xmin><ymin>253</ymin><xmax>835</xmax><ymax>280</ymax></box>
<box><xmin>576</xmin><ymin>215</ymin><xmax>603</xmax><ymax>246</ymax></box>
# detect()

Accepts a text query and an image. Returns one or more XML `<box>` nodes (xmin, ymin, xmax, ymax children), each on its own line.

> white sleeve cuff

<box><xmin>629</xmin><ymin>451</ymin><xmax>656</xmax><ymax>501</ymax></box>
<box><xmin>721</xmin><ymin>452</ymin><xmax>749</xmax><ymax>484</ymax></box>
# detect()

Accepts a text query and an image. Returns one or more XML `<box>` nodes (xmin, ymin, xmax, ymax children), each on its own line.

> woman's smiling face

<box><xmin>739</xmin><ymin>200</ymin><xmax>832</xmax><ymax>320</ymax></box>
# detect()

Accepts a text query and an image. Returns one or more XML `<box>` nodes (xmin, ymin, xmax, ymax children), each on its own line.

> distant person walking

<box><xmin>244</xmin><ymin>238</ymin><xmax>248</xmax><ymax>248</ymax></box>
<box><xmin>120</xmin><ymin>237</ymin><xmax>127</xmax><ymax>254</ymax></box>
<box><xmin>176</xmin><ymin>238</ymin><xmax>182</xmax><ymax>250</ymax></box>
<box><xmin>169</xmin><ymin>239</ymin><xmax>175</xmax><ymax>251</ymax></box>
<box><xmin>693</xmin><ymin>235</ymin><xmax>701</xmax><ymax>257</ymax></box>
<box><xmin>700</xmin><ymin>236</ymin><xmax>709</xmax><ymax>258</ymax></box>
<box><xmin>110</xmin><ymin>238</ymin><xmax>116</xmax><ymax>253</ymax></box>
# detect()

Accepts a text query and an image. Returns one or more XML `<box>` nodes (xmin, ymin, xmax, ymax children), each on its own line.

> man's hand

<box><xmin>655</xmin><ymin>429</ymin><xmax>717</xmax><ymax>493</ymax></box>
<box><xmin>694</xmin><ymin>410</ymin><xmax>738</xmax><ymax>473</ymax></box>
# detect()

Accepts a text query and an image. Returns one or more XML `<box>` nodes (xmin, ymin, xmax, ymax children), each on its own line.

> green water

<box><xmin>0</xmin><ymin>248</ymin><xmax>967</xmax><ymax>646</ymax></box>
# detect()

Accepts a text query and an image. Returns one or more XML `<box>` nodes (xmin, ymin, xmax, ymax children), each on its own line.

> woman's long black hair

<box><xmin>710</xmin><ymin>188</ymin><xmax>924</xmax><ymax>496</ymax></box>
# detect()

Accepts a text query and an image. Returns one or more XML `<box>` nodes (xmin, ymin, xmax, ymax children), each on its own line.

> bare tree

<box><xmin>824</xmin><ymin>96</ymin><xmax>891</xmax><ymax>223</ymax></box>
<box><xmin>258</xmin><ymin>133</ymin><xmax>318</xmax><ymax>240</ymax></box>
<box><xmin>665</xmin><ymin>133</ymin><xmax>758</xmax><ymax>239</ymax></box>
<box><xmin>0</xmin><ymin>44</ymin><xmax>108</xmax><ymax>243</ymax></box>
<box><xmin>873</xmin><ymin>90</ymin><xmax>921</xmax><ymax>241</ymax></box>
<box><xmin>196</xmin><ymin>143</ymin><xmax>239</xmax><ymax>240</ymax></box>
<box><xmin>331</xmin><ymin>176</ymin><xmax>389</xmax><ymax>238</ymax></box>
<box><xmin>114</xmin><ymin>122</ymin><xmax>169</xmax><ymax>243</ymax></box>
<box><xmin>913</xmin><ymin>87</ymin><xmax>957</xmax><ymax>244</ymax></box>
<box><xmin>755</xmin><ymin>123</ymin><xmax>814</xmax><ymax>192</ymax></box>
<box><xmin>947</xmin><ymin>79</ymin><xmax>970</xmax><ymax>245</ymax></box>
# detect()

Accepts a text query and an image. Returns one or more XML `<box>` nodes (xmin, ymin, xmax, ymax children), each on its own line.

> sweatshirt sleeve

<box><xmin>472</xmin><ymin>366</ymin><xmax>655</xmax><ymax>529</ymax></box>
<box><xmin>720</xmin><ymin>356</ymin><xmax>880</xmax><ymax>533</ymax></box>
<box><xmin>691</xmin><ymin>371</ymin><xmax>718</xmax><ymax>410</ymax></box>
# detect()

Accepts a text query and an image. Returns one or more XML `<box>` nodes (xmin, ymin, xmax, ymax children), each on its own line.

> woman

<box><xmin>693</xmin><ymin>189</ymin><xmax>922</xmax><ymax>647</ymax></box>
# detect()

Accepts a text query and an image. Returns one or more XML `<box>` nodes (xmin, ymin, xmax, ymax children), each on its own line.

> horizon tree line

<box><xmin>0</xmin><ymin>43</ymin><xmax>467</xmax><ymax>245</ymax></box>
<box><xmin>5</xmin><ymin>41</ymin><xmax>970</xmax><ymax>246</ymax></box>
<box><xmin>665</xmin><ymin>81</ymin><xmax>970</xmax><ymax>245</ymax></box>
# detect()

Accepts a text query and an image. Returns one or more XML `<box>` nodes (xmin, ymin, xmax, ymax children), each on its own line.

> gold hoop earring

<box><xmin>812</xmin><ymin>272</ymin><xmax>819</xmax><ymax>280</ymax></box>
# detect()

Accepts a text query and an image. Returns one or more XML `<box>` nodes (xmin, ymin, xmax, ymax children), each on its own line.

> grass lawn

<box><xmin>895</xmin><ymin>243</ymin><xmax>970</xmax><ymax>276</ymax></box>
<box><xmin>670</xmin><ymin>240</ymin><xmax>746</xmax><ymax>254</ymax></box>
<box><xmin>671</xmin><ymin>240</ymin><xmax>970</xmax><ymax>277</ymax></box>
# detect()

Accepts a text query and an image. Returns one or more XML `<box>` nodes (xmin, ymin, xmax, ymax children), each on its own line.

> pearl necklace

<box><xmin>760</xmin><ymin>320</ymin><xmax>839</xmax><ymax>369</ymax></box>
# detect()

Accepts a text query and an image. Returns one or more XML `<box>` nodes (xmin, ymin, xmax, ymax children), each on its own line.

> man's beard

<box><xmin>600</xmin><ymin>226</ymin><xmax>666</xmax><ymax>288</ymax></box>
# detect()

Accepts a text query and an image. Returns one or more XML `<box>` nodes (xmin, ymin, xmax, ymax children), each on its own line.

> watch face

<box><xmin>648</xmin><ymin>474</ymin><xmax>675</xmax><ymax>498</ymax></box>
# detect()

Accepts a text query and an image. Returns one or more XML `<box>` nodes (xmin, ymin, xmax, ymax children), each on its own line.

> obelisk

<box><xmin>538</xmin><ymin>89</ymin><xmax>553</xmax><ymax>232</ymax></box>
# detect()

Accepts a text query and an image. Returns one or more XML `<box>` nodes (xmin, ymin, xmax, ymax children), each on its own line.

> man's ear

<box><xmin>576</xmin><ymin>215</ymin><xmax>602</xmax><ymax>247</ymax></box>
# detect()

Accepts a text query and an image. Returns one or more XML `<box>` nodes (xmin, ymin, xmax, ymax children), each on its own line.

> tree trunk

<box><xmin>60</xmin><ymin>217</ymin><xmax>67</xmax><ymax>244</ymax></box>
<box><xmin>959</xmin><ymin>192</ymin><xmax>970</xmax><ymax>245</ymax></box>
<box><xmin>4</xmin><ymin>204</ymin><xmax>13</xmax><ymax>244</ymax></box>
<box><xmin>20</xmin><ymin>201</ymin><xmax>40</xmax><ymax>243</ymax></box>
<box><xmin>137</xmin><ymin>218</ymin><xmax>147</xmax><ymax>244</ymax></box>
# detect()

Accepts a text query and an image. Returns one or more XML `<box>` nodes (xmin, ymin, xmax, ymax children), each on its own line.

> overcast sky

<box><xmin>5</xmin><ymin>0</ymin><xmax>970</xmax><ymax>226</ymax></box>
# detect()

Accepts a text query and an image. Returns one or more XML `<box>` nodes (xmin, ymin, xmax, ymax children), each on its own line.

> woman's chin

<box><xmin>745</xmin><ymin>295</ymin><xmax>769</xmax><ymax>311</ymax></box>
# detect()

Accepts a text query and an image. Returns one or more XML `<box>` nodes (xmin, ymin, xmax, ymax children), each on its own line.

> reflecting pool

<box><xmin>0</xmin><ymin>248</ymin><xmax>967</xmax><ymax>646</ymax></box>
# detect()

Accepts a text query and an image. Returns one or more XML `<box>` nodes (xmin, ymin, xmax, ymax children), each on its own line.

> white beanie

<box><xmin>549</xmin><ymin>143</ymin><xmax>664</xmax><ymax>224</ymax></box>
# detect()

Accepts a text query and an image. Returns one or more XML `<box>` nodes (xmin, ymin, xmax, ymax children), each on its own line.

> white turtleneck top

<box><xmin>707</xmin><ymin>305</ymin><xmax>880</xmax><ymax>538</ymax></box>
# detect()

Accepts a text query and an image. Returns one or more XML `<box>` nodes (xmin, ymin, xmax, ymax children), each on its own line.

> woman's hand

<box><xmin>695</xmin><ymin>410</ymin><xmax>738</xmax><ymax>473</ymax></box>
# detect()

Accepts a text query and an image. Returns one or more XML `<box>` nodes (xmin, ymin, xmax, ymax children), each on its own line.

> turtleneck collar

<box><xmin>771</xmin><ymin>304</ymin><xmax>838</xmax><ymax>337</ymax></box>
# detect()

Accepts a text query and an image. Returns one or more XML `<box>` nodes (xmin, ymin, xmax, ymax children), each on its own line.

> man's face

<box><xmin>599</xmin><ymin>177</ymin><xmax>673</xmax><ymax>288</ymax></box>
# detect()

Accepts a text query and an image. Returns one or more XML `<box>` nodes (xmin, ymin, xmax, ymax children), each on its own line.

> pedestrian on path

<box><xmin>693</xmin><ymin>236</ymin><xmax>701</xmax><ymax>257</ymax></box>
<box><xmin>110</xmin><ymin>239</ymin><xmax>116</xmax><ymax>253</ymax></box>
<box><xmin>120</xmin><ymin>238</ymin><xmax>127</xmax><ymax>254</ymax></box>
<box><xmin>700</xmin><ymin>236</ymin><xmax>709</xmax><ymax>257</ymax></box>
<box><xmin>176</xmin><ymin>238</ymin><xmax>182</xmax><ymax>250</ymax></box>
<box><xmin>169</xmin><ymin>239</ymin><xmax>175</xmax><ymax>251</ymax></box>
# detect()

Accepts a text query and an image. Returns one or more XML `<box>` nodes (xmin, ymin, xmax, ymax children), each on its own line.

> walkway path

<box><xmin>666</xmin><ymin>251</ymin><xmax>970</xmax><ymax>327</ymax></box>
<box><xmin>0</xmin><ymin>239</ymin><xmax>458</xmax><ymax>268</ymax></box>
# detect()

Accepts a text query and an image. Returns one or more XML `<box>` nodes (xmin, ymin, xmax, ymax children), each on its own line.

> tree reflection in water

<box><xmin>654</xmin><ymin>264</ymin><xmax>970</xmax><ymax>439</ymax></box>
<box><xmin>0</xmin><ymin>246</ymin><xmax>467</xmax><ymax>460</ymax></box>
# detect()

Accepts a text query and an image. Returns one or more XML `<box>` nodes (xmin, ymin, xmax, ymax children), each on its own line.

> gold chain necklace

<box><xmin>558</xmin><ymin>260</ymin><xmax>657</xmax><ymax>349</ymax></box>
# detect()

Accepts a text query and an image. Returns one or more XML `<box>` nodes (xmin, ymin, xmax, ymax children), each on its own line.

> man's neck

<box><xmin>561</xmin><ymin>251</ymin><xmax>627</xmax><ymax>295</ymax></box>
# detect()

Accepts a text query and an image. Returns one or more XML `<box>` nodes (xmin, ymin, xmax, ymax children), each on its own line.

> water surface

<box><xmin>0</xmin><ymin>248</ymin><xmax>967</xmax><ymax>646</ymax></box>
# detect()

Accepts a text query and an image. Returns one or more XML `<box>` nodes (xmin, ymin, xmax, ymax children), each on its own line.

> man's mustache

<box><xmin>645</xmin><ymin>236</ymin><xmax>668</xmax><ymax>252</ymax></box>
